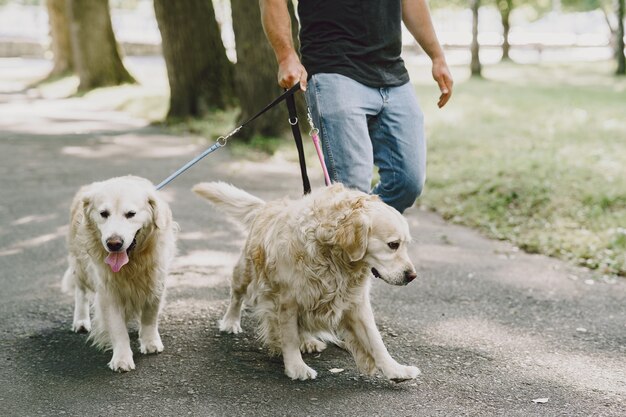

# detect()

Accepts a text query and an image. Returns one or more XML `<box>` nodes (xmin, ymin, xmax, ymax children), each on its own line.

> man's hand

<box><xmin>432</xmin><ymin>57</ymin><xmax>453</xmax><ymax>108</ymax></box>
<box><xmin>260</xmin><ymin>0</ymin><xmax>307</xmax><ymax>90</ymax></box>
<box><xmin>278</xmin><ymin>54</ymin><xmax>308</xmax><ymax>91</ymax></box>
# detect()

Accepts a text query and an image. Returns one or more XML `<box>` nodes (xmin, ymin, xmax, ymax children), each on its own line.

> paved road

<box><xmin>1</xmin><ymin>84</ymin><xmax>625</xmax><ymax>417</ymax></box>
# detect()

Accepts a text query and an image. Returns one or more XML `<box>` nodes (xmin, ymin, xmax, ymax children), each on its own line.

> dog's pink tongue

<box><xmin>105</xmin><ymin>252</ymin><xmax>129</xmax><ymax>273</ymax></box>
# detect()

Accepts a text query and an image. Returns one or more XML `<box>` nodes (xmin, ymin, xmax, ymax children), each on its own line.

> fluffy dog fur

<box><xmin>62</xmin><ymin>175</ymin><xmax>177</xmax><ymax>372</ymax></box>
<box><xmin>193</xmin><ymin>182</ymin><xmax>420</xmax><ymax>381</ymax></box>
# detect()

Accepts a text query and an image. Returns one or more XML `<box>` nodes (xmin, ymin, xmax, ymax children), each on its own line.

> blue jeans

<box><xmin>305</xmin><ymin>73</ymin><xmax>426</xmax><ymax>213</ymax></box>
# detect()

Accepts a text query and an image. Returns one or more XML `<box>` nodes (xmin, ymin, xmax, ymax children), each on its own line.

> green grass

<box><xmin>415</xmin><ymin>61</ymin><xmax>626</xmax><ymax>276</ymax></box>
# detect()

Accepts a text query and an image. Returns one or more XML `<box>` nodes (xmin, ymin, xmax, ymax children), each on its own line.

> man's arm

<box><xmin>260</xmin><ymin>0</ymin><xmax>307</xmax><ymax>90</ymax></box>
<box><xmin>402</xmin><ymin>0</ymin><xmax>453</xmax><ymax>108</ymax></box>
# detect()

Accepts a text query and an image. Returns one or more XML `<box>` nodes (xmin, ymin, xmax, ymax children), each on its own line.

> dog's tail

<box><xmin>192</xmin><ymin>182</ymin><xmax>265</xmax><ymax>229</ymax></box>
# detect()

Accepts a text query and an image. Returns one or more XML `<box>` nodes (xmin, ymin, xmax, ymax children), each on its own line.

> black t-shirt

<box><xmin>298</xmin><ymin>0</ymin><xmax>409</xmax><ymax>88</ymax></box>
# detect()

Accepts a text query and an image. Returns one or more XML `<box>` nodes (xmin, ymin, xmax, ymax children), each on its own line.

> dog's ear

<box><xmin>336</xmin><ymin>206</ymin><xmax>371</xmax><ymax>262</ymax></box>
<box><xmin>148</xmin><ymin>192</ymin><xmax>172</xmax><ymax>230</ymax></box>
<box><xmin>80</xmin><ymin>188</ymin><xmax>95</xmax><ymax>220</ymax></box>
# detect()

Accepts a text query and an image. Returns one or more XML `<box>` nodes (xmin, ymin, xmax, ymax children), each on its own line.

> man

<box><xmin>260</xmin><ymin>0</ymin><xmax>453</xmax><ymax>213</ymax></box>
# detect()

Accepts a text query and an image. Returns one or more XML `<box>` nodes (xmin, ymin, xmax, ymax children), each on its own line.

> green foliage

<box><xmin>167</xmin><ymin>109</ymin><xmax>239</xmax><ymax>138</ymax></box>
<box><xmin>230</xmin><ymin>135</ymin><xmax>285</xmax><ymax>157</ymax></box>
<box><xmin>561</xmin><ymin>0</ymin><xmax>604</xmax><ymax>12</ymax></box>
<box><xmin>416</xmin><ymin>61</ymin><xmax>626</xmax><ymax>276</ymax></box>
<box><xmin>109</xmin><ymin>0</ymin><xmax>141</xmax><ymax>9</ymax></box>
<box><xmin>429</xmin><ymin>0</ymin><xmax>608</xmax><ymax>19</ymax></box>
<box><xmin>428</xmin><ymin>0</ymin><xmax>467</xmax><ymax>9</ymax></box>
<box><xmin>0</xmin><ymin>0</ymin><xmax>42</xmax><ymax>5</ymax></box>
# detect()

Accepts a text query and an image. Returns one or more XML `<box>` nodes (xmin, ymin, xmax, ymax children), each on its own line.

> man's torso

<box><xmin>298</xmin><ymin>0</ymin><xmax>409</xmax><ymax>88</ymax></box>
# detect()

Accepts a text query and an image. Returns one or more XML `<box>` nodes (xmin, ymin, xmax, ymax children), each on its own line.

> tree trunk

<box><xmin>68</xmin><ymin>0</ymin><xmax>135</xmax><ymax>91</ymax></box>
<box><xmin>496</xmin><ymin>0</ymin><xmax>512</xmax><ymax>61</ymax></box>
<box><xmin>46</xmin><ymin>0</ymin><xmax>73</xmax><ymax>77</ymax></box>
<box><xmin>470</xmin><ymin>0</ymin><xmax>482</xmax><ymax>77</ymax></box>
<box><xmin>231</xmin><ymin>0</ymin><xmax>302</xmax><ymax>140</ymax></box>
<box><xmin>154</xmin><ymin>0</ymin><xmax>235</xmax><ymax>120</ymax></box>
<box><xmin>617</xmin><ymin>0</ymin><xmax>625</xmax><ymax>75</ymax></box>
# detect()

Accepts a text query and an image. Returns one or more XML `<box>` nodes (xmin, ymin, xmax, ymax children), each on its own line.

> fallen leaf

<box><xmin>532</xmin><ymin>398</ymin><xmax>549</xmax><ymax>404</ymax></box>
<box><xmin>329</xmin><ymin>368</ymin><xmax>344</xmax><ymax>374</ymax></box>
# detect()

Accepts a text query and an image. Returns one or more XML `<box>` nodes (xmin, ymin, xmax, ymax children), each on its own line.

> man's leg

<box><xmin>305</xmin><ymin>73</ymin><xmax>382</xmax><ymax>193</ymax></box>
<box><xmin>370</xmin><ymin>82</ymin><xmax>426</xmax><ymax>213</ymax></box>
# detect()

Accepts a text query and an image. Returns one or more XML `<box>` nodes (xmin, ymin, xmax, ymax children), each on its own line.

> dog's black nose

<box><xmin>404</xmin><ymin>271</ymin><xmax>417</xmax><ymax>283</ymax></box>
<box><xmin>106</xmin><ymin>237</ymin><xmax>124</xmax><ymax>252</ymax></box>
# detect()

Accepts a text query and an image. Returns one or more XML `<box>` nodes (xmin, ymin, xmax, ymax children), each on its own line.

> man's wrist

<box><xmin>277</xmin><ymin>51</ymin><xmax>299</xmax><ymax>66</ymax></box>
<box><xmin>431</xmin><ymin>53</ymin><xmax>447</xmax><ymax>66</ymax></box>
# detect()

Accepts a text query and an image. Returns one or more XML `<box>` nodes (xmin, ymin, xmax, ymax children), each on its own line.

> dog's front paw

<box><xmin>285</xmin><ymin>362</ymin><xmax>318</xmax><ymax>381</ymax></box>
<box><xmin>140</xmin><ymin>335</ymin><xmax>164</xmax><ymax>354</ymax></box>
<box><xmin>219</xmin><ymin>318</ymin><xmax>242</xmax><ymax>334</ymax></box>
<box><xmin>385</xmin><ymin>365</ymin><xmax>421</xmax><ymax>383</ymax></box>
<box><xmin>108</xmin><ymin>351</ymin><xmax>136</xmax><ymax>372</ymax></box>
<box><xmin>300</xmin><ymin>338</ymin><xmax>327</xmax><ymax>354</ymax></box>
<box><xmin>72</xmin><ymin>319</ymin><xmax>91</xmax><ymax>333</ymax></box>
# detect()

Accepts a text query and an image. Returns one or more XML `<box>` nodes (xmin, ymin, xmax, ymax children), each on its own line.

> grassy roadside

<box><xmin>415</xmin><ymin>61</ymin><xmax>626</xmax><ymax>277</ymax></box>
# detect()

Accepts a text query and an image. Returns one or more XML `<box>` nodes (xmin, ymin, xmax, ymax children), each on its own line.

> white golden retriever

<box><xmin>193</xmin><ymin>182</ymin><xmax>420</xmax><ymax>382</ymax></box>
<box><xmin>62</xmin><ymin>176</ymin><xmax>177</xmax><ymax>372</ymax></box>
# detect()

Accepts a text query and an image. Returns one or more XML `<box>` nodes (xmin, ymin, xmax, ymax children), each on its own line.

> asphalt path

<box><xmin>1</xmin><ymin>84</ymin><xmax>625</xmax><ymax>417</ymax></box>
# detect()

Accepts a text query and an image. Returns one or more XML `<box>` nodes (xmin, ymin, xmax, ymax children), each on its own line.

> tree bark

<box><xmin>154</xmin><ymin>0</ymin><xmax>235</xmax><ymax>120</ymax></box>
<box><xmin>231</xmin><ymin>0</ymin><xmax>302</xmax><ymax>140</ymax></box>
<box><xmin>496</xmin><ymin>0</ymin><xmax>512</xmax><ymax>61</ymax></box>
<box><xmin>470</xmin><ymin>0</ymin><xmax>482</xmax><ymax>77</ymax></box>
<box><xmin>68</xmin><ymin>0</ymin><xmax>135</xmax><ymax>91</ymax></box>
<box><xmin>46</xmin><ymin>0</ymin><xmax>73</xmax><ymax>77</ymax></box>
<box><xmin>617</xmin><ymin>0</ymin><xmax>625</xmax><ymax>75</ymax></box>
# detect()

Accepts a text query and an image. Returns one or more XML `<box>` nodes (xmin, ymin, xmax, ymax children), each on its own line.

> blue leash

<box><xmin>155</xmin><ymin>83</ymin><xmax>306</xmax><ymax>191</ymax></box>
<box><xmin>155</xmin><ymin>131</ymin><xmax>235</xmax><ymax>190</ymax></box>
<box><xmin>156</xmin><ymin>142</ymin><xmax>222</xmax><ymax>191</ymax></box>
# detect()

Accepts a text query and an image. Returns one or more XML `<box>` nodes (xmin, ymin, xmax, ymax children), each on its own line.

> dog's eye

<box><xmin>125</xmin><ymin>211</ymin><xmax>136</xmax><ymax>219</ymax></box>
<box><xmin>387</xmin><ymin>241</ymin><xmax>400</xmax><ymax>251</ymax></box>
<box><xmin>100</xmin><ymin>210</ymin><xmax>110</xmax><ymax>219</ymax></box>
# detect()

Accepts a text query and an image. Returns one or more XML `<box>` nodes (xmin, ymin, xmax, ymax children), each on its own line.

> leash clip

<box><xmin>288</xmin><ymin>117</ymin><xmax>298</xmax><ymax>126</ymax></box>
<box><xmin>217</xmin><ymin>126</ymin><xmax>242</xmax><ymax>146</ymax></box>
<box><xmin>306</xmin><ymin>108</ymin><xmax>319</xmax><ymax>136</ymax></box>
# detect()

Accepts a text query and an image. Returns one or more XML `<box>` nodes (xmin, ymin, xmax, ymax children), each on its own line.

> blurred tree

<box><xmin>231</xmin><ymin>0</ymin><xmax>301</xmax><ymax>139</ymax></box>
<box><xmin>432</xmin><ymin>0</ymin><xmax>514</xmax><ymax>62</ymax></box>
<box><xmin>470</xmin><ymin>0</ymin><xmax>482</xmax><ymax>76</ymax></box>
<box><xmin>562</xmin><ymin>0</ymin><xmax>625</xmax><ymax>75</ymax></box>
<box><xmin>617</xmin><ymin>0</ymin><xmax>625</xmax><ymax>75</ymax></box>
<box><xmin>154</xmin><ymin>0</ymin><xmax>234</xmax><ymax>120</ymax></box>
<box><xmin>68</xmin><ymin>0</ymin><xmax>135</xmax><ymax>91</ymax></box>
<box><xmin>46</xmin><ymin>0</ymin><xmax>73</xmax><ymax>77</ymax></box>
<box><xmin>495</xmin><ymin>0</ymin><xmax>513</xmax><ymax>60</ymax></box>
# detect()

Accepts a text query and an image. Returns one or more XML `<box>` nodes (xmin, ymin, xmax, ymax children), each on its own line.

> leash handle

<box><xmin>240</xmin><ymin>82</ymin><xmax>302</xmax><ymax>129</ymax></box>
<box><xmin>285</xmin><ymin>91</ymin><xmax>311</xmax><ymax>195</ymax></box>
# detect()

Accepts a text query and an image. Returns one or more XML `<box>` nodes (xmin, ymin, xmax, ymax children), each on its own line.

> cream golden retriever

<box><xmin>62</xmin><ymin>175</ymin><xmax>177</xmax><ymax>372</ymax></box>
<box><xmin>193</xmin><ymin>182</ymin><xmax>420</xmax><ymax>382</ymax></box>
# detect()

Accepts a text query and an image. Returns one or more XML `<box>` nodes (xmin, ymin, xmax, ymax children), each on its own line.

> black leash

<box><xmin>285</xmin><ymin>90</ymin><xmax>311</xmax><ymax>194</ymax></box>
<box><xmin>156</xmin><ymin>83</ymin><xmax>311</xmax><ymax>195</ymax></box>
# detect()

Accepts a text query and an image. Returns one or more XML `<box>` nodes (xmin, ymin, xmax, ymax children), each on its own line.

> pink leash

<box><xmin>307</xmin><ymin>109</ymin><xmax>331</xmax><ymax>186</ymax></box>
